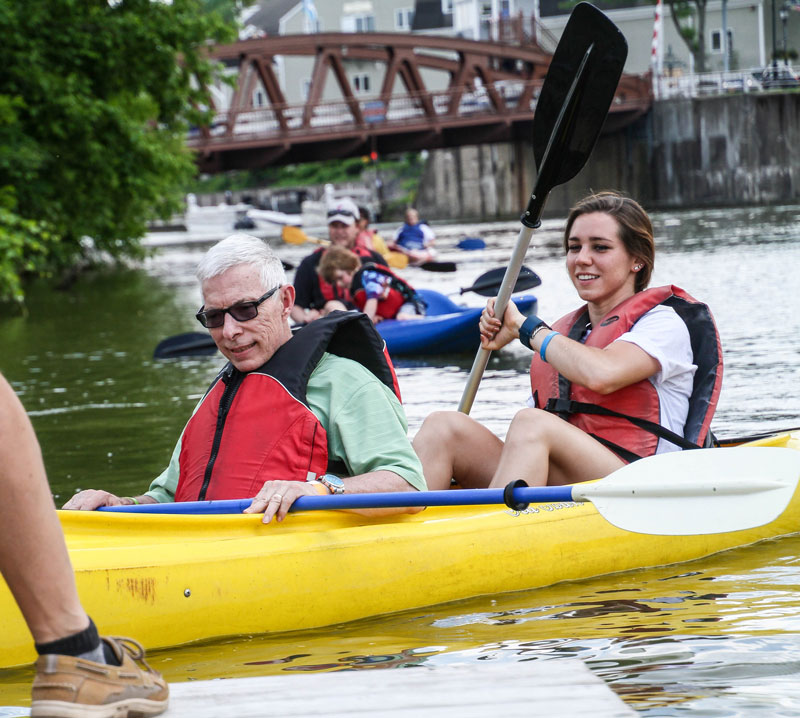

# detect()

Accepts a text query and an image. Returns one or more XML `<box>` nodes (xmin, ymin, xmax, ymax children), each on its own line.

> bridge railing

<box><xmin>188</xmin><ymin>78</ymin><xmax>649</xmax><ymax>147</ymax></box>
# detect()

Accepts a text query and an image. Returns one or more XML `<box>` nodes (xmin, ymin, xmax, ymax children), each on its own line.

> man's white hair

<box><xmin>196</xmin><ymin>233</ymin><xmax>287</xmax><ymax>290</ymax></box>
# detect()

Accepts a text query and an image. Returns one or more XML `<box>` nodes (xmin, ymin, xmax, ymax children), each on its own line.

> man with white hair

<box><xmin>64</xmin><ymin>234</ymin><xmax>425</xmax><ymax>522</ymax></box>
<box><xmin>291</xmin><ymin>197</ymin><xmax>388</xmax><ymax>325</ymax></box>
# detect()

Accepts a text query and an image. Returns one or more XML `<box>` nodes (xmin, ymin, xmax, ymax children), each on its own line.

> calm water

<box><xmin>1</xmin><ymin>204</ymin><xmax>799</xmax><ymax>714</ymax></box>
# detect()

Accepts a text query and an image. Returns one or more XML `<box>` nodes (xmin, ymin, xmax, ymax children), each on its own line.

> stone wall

<box><xmin>415</xmin><ymin>93</ymin><xmax>800</xmax><ymax>220</ymax></box>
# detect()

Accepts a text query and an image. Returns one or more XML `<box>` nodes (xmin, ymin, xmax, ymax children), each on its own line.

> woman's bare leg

<box><xmin>488</xmin><ymin>408</ymin><xmax>625</xmax><ymax>488</ymax></box>
<box><xmin>413</xmin><ymin>411</ymin><xmax>504</xmax><ymax>490</ymax></box>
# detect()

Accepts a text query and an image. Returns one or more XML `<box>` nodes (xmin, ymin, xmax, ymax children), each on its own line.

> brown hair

<box><xmin>318</xmin><ymin>245</ymin><xmax>360</xmax><ymax>284</ymax></box>
<box><xmin>563</xmin><ymin>191</ymin><xmax>655</xmax><ymax>292</ymax></box>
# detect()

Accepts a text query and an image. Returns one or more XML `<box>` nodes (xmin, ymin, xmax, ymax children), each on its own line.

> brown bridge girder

<box><xmin>189</xmin><ymin>33</ymin><xmax>652</xmax><ymax>173</ymax></box>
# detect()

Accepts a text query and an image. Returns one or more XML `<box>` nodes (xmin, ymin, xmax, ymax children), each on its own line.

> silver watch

<box><xmin>317</xmin><ymin>473</ymin><xmax>345</xmax><ymax>494</ymax></box>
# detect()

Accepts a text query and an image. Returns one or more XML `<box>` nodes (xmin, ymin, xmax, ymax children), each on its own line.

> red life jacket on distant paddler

<box><xmin>529</xmin><ymin>286</ymin><xmax>722</xmax><ymax>463</ymax></box>
<box><xmin>351</xmin><ymin>264</ymin><xmax>423</xmax><ymax>320</ymax></box>
<box><xmin>174</xmin><ymin>312</ymin><xmax>401</xmax><ymax>502</ymax></box>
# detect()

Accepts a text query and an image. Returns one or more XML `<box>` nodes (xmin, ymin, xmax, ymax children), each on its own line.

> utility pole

<box><xmin>780</xmin><ymin>1</ymin><xmax>789</xmax><ymax>66</ymax></box>
<box><xmin>772</xmin><ymin>0</ymin><xmax>779</xmax><ymax>75</ymax></box>
<box><xmin>722</xmin><ymin>0</ymin><xmax>730</xmax><ymax>72</ymax></box>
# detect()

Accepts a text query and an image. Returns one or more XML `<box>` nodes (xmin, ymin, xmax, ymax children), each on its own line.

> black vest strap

<box><xmin>264</xmin><ymin>311</ymin><xmax>398</xmax><ymax>406</ymax></box>
<box><xmin>544</xmin><ymin>397</ymin><xmax>702</xmax><ymax>451</ymax></box>
<box><xmin>555</xmin><ymin>309</ymin><xmax>591</xmax><ymax>409</ymax></box>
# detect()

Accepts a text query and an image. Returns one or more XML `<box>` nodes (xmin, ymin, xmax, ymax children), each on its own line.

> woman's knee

<box><xmin>507</xmin><ymin>407</ymin><xmax>548</xmax><ymax>435</ymax></box>
<box><xmin>416</xmin><ymin>411</ymin><xmax>470</xmax><ymax>444</ymax></box>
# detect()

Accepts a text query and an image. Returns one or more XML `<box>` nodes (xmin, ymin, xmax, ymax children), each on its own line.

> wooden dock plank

<box><xmin>164</xmin><ymin>660</ymin><xmax>636</xmax><ymax>717</ymax></box>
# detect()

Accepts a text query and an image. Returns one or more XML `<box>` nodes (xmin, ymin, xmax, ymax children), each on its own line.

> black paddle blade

<box><xmin>460</xmin><ymin>265</ymin><xmax>542</xmax><ymax>296</ymax></box>
<box><xmin>153</xmin><ymin>332</ymin><xmax>218</xmax><ymax>359</ymax></box>
<box><xmin>419</xmin><ymin>261</ymin><xmax>457</xmax><ymax>273</ymax></box>
<box><xmin>524</xmin><ymin>2</ymin><xmax>627</xmax><ymax>227</ymax></box>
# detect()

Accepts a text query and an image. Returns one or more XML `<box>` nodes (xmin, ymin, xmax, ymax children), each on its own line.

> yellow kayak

<box><xmin>1</xmin><ymin>431</ymin><xmax>798</xmax><ymax>669</ymax></box>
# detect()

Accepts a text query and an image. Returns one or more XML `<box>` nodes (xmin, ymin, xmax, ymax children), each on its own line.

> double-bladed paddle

<box><xmin>458</xmin><ymin>2</ymin><xmax>628</xmax><ymax>413</ymax></box>
<box><xmin>98</xmin><ymin>447</ymin><xmax>800</xmax><ymax>536</ymax></box>
<box><xmin>152</xmin><ymin>265</ymin><xmax>538</xmax><ymax>359</ymax></box>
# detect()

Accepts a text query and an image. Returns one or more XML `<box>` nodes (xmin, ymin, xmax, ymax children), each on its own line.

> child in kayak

<box><xmin>319</xmin><ymin>246</ymin><xmax>426</xmax><ymax>323</ymax></box>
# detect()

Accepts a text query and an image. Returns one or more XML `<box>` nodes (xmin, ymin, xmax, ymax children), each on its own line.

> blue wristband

<box><xmin>518</xmin><ymin>315</ymin><xmax>548</xmax><ymax>350</ymax></box>
<box><xmin>539</xmin><ymin>331</ymin><xmax>560</xmax><ymax>363</ymax></box>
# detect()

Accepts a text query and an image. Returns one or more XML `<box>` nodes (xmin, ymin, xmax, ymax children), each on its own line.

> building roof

<box><xmin>245</xmin><ymin>0</ymin><xmax>301</xmax><ymax>36</ymax></box>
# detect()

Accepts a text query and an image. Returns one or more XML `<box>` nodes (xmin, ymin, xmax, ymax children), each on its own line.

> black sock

<box><xmin>33</xmin><ymin>617</ymin><xmax>118</xmax><ymax>665</ymax></box>
<box><xmin>35</xmin><ymin>617</ymin><xmax>100</xmax><ymax>657</ymax></box>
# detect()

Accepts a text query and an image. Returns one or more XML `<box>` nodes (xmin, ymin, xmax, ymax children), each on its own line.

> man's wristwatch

<box><xmin>518</xmin><ymin>315</ymin><xmax>550</xmax><ymax>349</ymax></box>
<box><xmin>317</xmin><ymin>473</ymin><xmax>345</xmax><ymax>494</ymax></box>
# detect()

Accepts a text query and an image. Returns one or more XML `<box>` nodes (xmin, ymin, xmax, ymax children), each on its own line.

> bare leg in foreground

<box><xmin>0</xmin><ymin>373</ymin><xmax>89</xmax><ymax>644</ymax></box>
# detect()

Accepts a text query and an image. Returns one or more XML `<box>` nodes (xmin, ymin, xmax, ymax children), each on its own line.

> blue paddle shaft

<box><xmin>97</xmin><ymin>486</ymin><xmax>578</xmax><ymax>514</ymax></box>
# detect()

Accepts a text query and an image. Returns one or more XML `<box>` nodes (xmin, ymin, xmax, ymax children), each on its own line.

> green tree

<box><xmin>666</xmin><ymin>0</ymin><xmax>708</xmax><ymax>73</ymax></box>
<box><xmin>0</xmin><ymin>0</ymin><xmax>236</xmax><ymax>304</ymax></box>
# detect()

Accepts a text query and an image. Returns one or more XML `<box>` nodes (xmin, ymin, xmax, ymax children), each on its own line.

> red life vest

<box><xmin>174</xmin><ymin>312</ymin><xmax>401</xmax><ymax>502</ymax></box>
<box><xmin>351</xmin><ymin>264</ymin><xmax>422</xmax><ymax>320</ymax></box>
<box><xmin>529</xmin><ymin>286</ymin><xmax>723</xmax><ymax>463</ymax></box>
<box><xmin>316</xmin><ymin>246</ymin><xmax>387</xmax><ymax>304</ymax></box>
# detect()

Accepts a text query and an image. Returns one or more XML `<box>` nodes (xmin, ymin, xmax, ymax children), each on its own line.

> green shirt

<box><xmin>146</xmin><ymin>352</ymin><xmax>425</xmax><ymax>502</ymax></box>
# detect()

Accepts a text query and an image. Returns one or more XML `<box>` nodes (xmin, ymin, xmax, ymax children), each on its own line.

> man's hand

<box><xmin>244</xmin><ymin>480</ymin><xmax>325</xmax><ymax>524</ymax></box>
<box><xmin>62</xmin><ymin>489</ymin><xmax>127</xmax><ymax>511</ymax></box>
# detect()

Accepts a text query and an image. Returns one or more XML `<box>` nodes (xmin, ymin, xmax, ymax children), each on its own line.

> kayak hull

<box><xmin>0</xmin><ymin>432</ymin><xmax>798</xmax><ymax>669</ymax></box>
<box><xmin>378</xmin><ymin>290</ymin><xmax>537</xmax><ymax>355</ymax></box>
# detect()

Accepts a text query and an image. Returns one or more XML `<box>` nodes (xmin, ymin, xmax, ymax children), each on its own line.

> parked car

<box><xmin>758</xmin><ymin>65</ymin><xmax>800</xmax><ymax>89</ymax></box>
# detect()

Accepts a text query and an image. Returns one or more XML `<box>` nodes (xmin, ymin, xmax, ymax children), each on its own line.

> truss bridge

<box><xmin>189</xmin><ymin>32</ymin><xmax>652</xmax><ymax>173</ymax></box>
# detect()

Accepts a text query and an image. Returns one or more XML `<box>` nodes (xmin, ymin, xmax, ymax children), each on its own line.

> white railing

<box><xmin>656</xmin><ymin>66</ymin><xmax>799</xmax><ymax>99</ymax></box>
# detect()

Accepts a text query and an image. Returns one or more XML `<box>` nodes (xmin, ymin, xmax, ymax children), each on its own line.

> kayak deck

<box><xmin>0</xmin><ymin>431</ymin><xmax>798</xmax><ymax>669</ymax></box>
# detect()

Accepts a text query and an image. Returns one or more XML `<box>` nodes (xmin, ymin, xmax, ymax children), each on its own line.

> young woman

<box><xmin>413</xmin><ymin>191</ymin><xmax>722</xmax><ymax>490</ymax></box>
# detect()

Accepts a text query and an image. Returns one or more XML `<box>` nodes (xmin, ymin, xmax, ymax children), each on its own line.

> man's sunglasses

<box><xmin>327</xmin><ymin>208</ymin><xmax>356</xmax><ymax>219</ymax></box>
<box><xmin>195</xmin><ymin>286</ymin><xmax>280</xmax><ymax>329</ymax></box>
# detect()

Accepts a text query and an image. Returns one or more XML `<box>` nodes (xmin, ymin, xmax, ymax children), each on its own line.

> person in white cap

<box><xmin>290</xmin><ymin>197</ymin><xmax>388</xmax><ymax>325</ymax></box>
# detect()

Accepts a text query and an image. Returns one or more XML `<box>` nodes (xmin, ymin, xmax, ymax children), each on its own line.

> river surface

<box><xmin>1</xmin><ymin>204</ymin><xmax>799</xmax><ymax>714</ymax></box>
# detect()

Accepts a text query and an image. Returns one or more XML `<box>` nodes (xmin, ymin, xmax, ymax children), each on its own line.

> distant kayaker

<box><xmin>389</xmin><ymin>207</ymin><xmax>437</xmax><ymax>266</ymax></box>
<box><xmin>64</xmin><ymin>234</ymin><xmax>425</xmax><ymax>522</ymax></box>
<box><xmin>291</xmin><ymin>197</ymin><xmax>388</xmax><ymax>325</ymax></box>
<box><xmin>0</xmin><ymin>372</ymin><xmax>168</xmax><ymax>717</ymax></box>
<box><xmin>413</xmin><ymin>191</ymin><xmax>722</xmax><ymax>490</ymax></box>
<box><xmin>354</xmin><ymin>205</ymin><xmax>377</xmax><ymax>253</ymax></box>
<box><xmin>318</xmin><ymin>246</ymin><xmax>426</xmax><ymax>323</ymax></box>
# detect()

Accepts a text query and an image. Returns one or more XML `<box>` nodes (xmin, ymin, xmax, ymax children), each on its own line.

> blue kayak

<box><xmin>377</xmin><ymin>289</ymin><xmax>538</xmax><ymax>355</ymax></box>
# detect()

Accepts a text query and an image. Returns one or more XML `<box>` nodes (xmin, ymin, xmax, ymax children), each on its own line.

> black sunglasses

<box><xmin>327</xmin><ymin>208</ymin><xmax>356</xmax><ymax>219</ymax></box>
<box><xmin>195</xmin><ymin>286</ymin><xmax>280</xmax><ymax>329</ymax></box>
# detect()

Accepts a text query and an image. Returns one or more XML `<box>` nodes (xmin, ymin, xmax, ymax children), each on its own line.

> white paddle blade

<box><xmin>573</xmin><ymin>447</ymin><xmax>800</xmax><ymax>536</ymax></box>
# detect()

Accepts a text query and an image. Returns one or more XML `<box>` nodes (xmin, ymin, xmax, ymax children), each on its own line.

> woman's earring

<box><xmin>634</xmin><ymin>264</ymin><xmax>642</xmax><ymax>271</ymax></box>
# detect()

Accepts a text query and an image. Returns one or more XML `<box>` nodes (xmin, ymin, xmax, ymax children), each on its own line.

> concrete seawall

<box><xmin>417</xmin><ymin>92</ymin><xmax>800</xmax><ymax>219</ymax></box>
